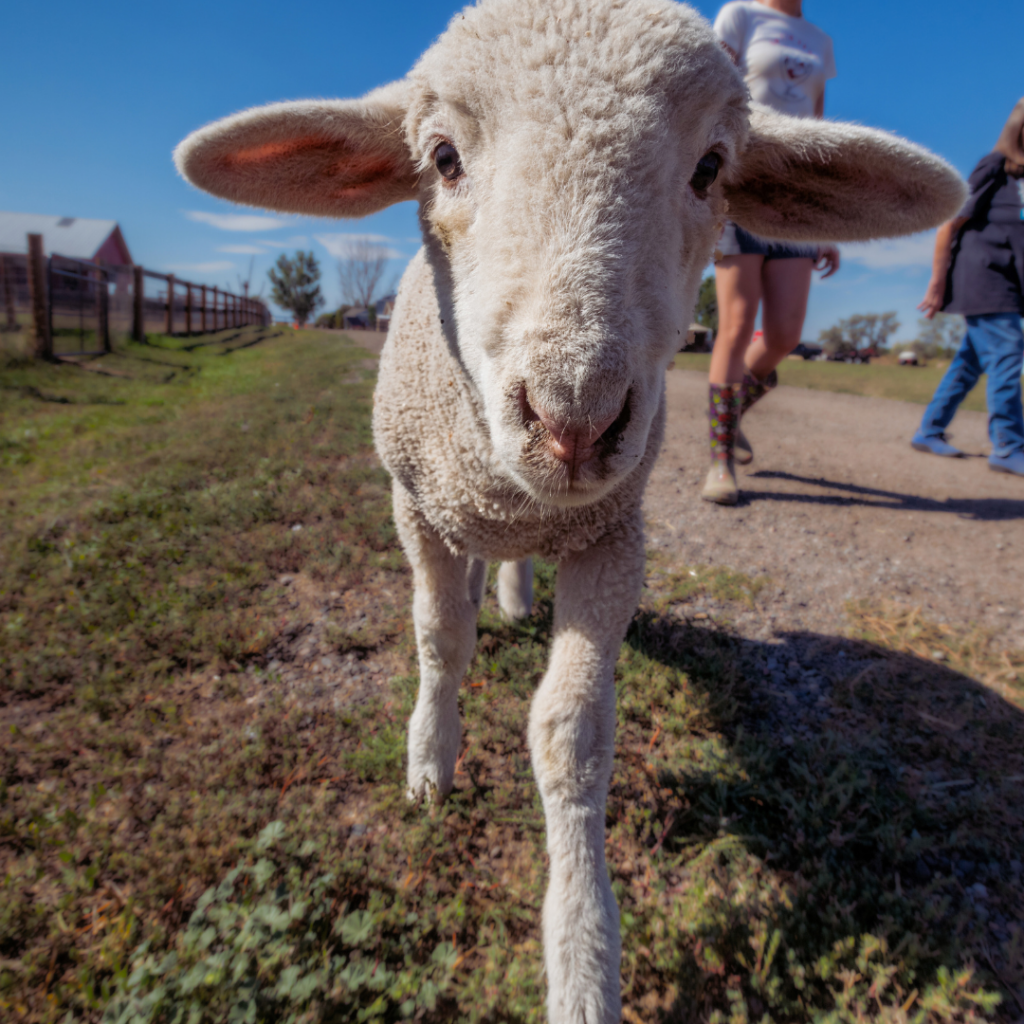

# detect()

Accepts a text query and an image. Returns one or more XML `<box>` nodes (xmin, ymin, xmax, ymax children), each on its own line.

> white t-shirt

<box><xmin>713</xmin><ymin>2</ymin><xmax>836</xmax><ymax>118</ymax></box>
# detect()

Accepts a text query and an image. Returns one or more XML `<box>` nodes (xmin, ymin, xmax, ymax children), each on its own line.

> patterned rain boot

<box><xmin>701</xmin><ymin>383</ymin><xmax>743</xmax><ymax>505</ymax></box>
<box><xmin>734</xmin><ymin>368</ymin><xmax>778</xmax><ymax>465</ymax></box>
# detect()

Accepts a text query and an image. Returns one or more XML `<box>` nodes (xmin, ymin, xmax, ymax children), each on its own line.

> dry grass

<box><xmin>848</xmin><ymin>603</ymin><xmax>1024</xmax><ymax>711</ymax></box>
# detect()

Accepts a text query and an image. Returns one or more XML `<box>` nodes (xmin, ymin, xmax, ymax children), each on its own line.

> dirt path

<box><xmin>644</xmin><ymin>369</ymin><xmax>1024</xmax><ymax>648</ymax></box>
<box><xmin>339</xmin><ymin>327</ymin><xmax>1022</xmax><ymax>647</ymax></box>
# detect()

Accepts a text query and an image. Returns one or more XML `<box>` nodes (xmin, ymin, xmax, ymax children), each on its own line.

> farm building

<box><xmin>680</xmin><ymin>323</ymin><xmax>712</xmax><ymax>352</ymax></box>
<box><xmin>342</xmin><ymin>307</ymin><xmax>372</xmax><ymax>330</ymax></box>
<box><xmin>0</xmin><ymin>212</ymin><xmax>133</xmax><ymax>265</ymax></box>
<box><xmin>0</xmin><ymin>212</ymin><xmax>135</xmax><ymax>345</ymax></box>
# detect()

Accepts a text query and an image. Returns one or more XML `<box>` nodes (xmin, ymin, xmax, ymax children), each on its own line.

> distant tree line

<box><xmin>694</xmin><ymin>276</ymin><xmax>965</xmax><ymax>364</ymax></box>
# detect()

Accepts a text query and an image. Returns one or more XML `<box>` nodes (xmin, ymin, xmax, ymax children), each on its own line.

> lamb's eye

<box><xmin>690</xmin><ymin>151</ymin><xmax>722</xmax><ymax>193</ymax></box>
<box><xmin>434</xmin><ymin>142</ymin><xmax>464</xmax><ymax>184</ymax></box>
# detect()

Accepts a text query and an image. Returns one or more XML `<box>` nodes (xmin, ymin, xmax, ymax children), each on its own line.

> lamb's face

<box><xmin>406</xmin><ymin>0</ymin><xmax>747</xmax><ymax>507</ymax></box>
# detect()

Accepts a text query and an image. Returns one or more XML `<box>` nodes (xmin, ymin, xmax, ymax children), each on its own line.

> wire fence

<box><xmin>0</xmin><ymin>233</ymin><xmax>270</xmax><ymax>360</ymax></box>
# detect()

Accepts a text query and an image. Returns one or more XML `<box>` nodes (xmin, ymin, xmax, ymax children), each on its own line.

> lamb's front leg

<box><xmin>393</xmin><ymin>488</ymin><xmax>479</xmax><ymax>802</ymax></box>
<box><xmin>528</xmin><ymin>514</ymin><xmax>646</xmax><ymax>1024</ymax></box>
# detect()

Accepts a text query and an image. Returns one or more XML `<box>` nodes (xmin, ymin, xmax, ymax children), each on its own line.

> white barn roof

<box><xmin>0</xmin><ymin>212</ymin><xmax>130</xmax><ymax>262</ymax></box>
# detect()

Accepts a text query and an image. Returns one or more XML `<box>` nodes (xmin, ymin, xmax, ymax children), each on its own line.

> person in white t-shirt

<box><xmin>701</xmin><ymin>0</ymin><xmax>841</xmax><ymax>505</ymax></box>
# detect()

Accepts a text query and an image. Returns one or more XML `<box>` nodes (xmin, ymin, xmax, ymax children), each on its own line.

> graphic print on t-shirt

<box><xmin>750</xmin><ymin>31</ymin><xmax>825</xmax><ymax>110</ymax></box>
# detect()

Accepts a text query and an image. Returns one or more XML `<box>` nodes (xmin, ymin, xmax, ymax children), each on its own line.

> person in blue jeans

<box><xmin>912</xmin><ymin>98</ymin><xmax>1024</xmax><ymax>476</ymax></box>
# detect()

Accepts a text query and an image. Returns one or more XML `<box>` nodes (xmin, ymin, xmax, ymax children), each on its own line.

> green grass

<box><xmin>2</xmin><ymin>333</ymin><xmax>1022</xmax><ymax>1023</ymax></box>
<box><xmin>673</xmin><ymin>353</ymin><xmax>989</xmax><ymax>412</ymax></box>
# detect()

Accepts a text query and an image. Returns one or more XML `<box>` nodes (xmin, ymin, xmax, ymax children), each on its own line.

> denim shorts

<box><xmin>716</xmin><ymin>221</ymin><xmax>819</xmax><ymax>261</ymax></box>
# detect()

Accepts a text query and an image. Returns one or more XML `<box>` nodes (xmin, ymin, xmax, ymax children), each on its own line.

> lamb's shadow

<box><xmin>620</xmin><ymin>609</ymin><xmax>1024</xmax><ymax>1022</ymax></box>
<box><xmin>740</xmin><ymin>469</ymin><xmax>1024</xmax><ymax>522</ymax></box>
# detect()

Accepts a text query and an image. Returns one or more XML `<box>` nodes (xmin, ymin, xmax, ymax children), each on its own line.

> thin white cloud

<box><xmin>185</xmin><ymin>210</ymin><xmax>290</xmax><ymax>232</ymax></box>
<box><xmin>217</xmin><ymin>244</ymin><xmax>266</xmax><ymax>255</ymax></box>
<box><xmin>257</xmin><ymin>235</ymin><xmax>310</xmax><ymax>248</ymax></box>
<box><xmin>842</xmin><ymin>231</ymin><xmax>935</xmax><ymax>270</ymax></box>
<box><xmin>314</xmin><ymin>232</ymin><xmax>406</xmax><ymax>260</ymax></box>
<box><xmin>164</xmin><ymin>260</ymin><xmax>235</xmax><ymax>273</ymax></box>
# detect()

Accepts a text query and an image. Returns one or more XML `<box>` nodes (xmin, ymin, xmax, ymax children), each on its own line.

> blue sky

<box><xmin>2</xmin><ymin>0</ymin><xmax>1021</xmax><ymax>340</ymax></box>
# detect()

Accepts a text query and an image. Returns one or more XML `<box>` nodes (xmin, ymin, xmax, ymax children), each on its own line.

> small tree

<box><xmin>267</xmin><ymin>251</ymin><xmax>323</xmax><ymax>326</ymax></box>
<box><xmin>337</xmin><ymin>239</ymin><xmax>393</xmax><ymax>309</ymax></box>
<box><xmin>913</xmin><ymin>312</ymin><xmax>965</xmax><ymax>359</ymax></box>
<box><xmin>694</xmin><ymin>274</ymin><xmax>718</xmax><ymax>333</ymax></box>
<box><xmin>819</xmin><ymin>324</ymin><xmax>857</xmax><ymax>361</ymax></box>
<box><xmin>818</xmin><ymin>312</ymin><xmax>899</xmax><ymax>361</ymax></box>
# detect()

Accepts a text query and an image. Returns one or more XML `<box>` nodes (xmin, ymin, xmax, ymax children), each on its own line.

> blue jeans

<box><xmin>917</xmin><ymin>313</ymin><xmax>1024</xmax><ymax>457</ymax></box>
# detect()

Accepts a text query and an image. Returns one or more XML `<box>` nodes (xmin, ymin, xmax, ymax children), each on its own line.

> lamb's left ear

<box><xmin>725</xmin><ymin>106</ymin><xmax>966</xmax><ymax>243</ymax></box>
<box><xmin>173</xmin><ymin>80</ymin><xmax>418</xmax><ymax>218</ymax></box>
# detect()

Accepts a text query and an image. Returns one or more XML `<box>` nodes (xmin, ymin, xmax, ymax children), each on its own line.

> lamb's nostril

<box><xmin>524</xmin><ymin>392</ymin><xmax>628</xmax><ymax>465</ymax></box>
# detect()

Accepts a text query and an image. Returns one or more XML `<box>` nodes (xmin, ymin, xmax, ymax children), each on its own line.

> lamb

<box><xmin>174</xmin><ymin>1</ymin><xmax>964</xmax><ymax>1020</ymax></box>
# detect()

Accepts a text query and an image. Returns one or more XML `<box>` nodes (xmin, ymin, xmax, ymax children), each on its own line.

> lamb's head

<box><xmin>175</xmin><ymin>0</ymin><xmax>965</xmax><ymax>508</ymax></box>
<box><xmin>399</xmin><ymin>0</ymin><xmax>752</xmax><ymax>505</ymax></box>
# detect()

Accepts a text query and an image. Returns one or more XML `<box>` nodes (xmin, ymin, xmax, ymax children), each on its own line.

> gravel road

<box><xmin>644</xmin><ymin>368</ymin><xmax>1024</xmax><ymax>648</ymax></box>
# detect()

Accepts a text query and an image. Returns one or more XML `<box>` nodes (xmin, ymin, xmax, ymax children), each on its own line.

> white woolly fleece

<box><xmin>173</xmin><ymin>2</ymin><xmax>966</xmax><ymax>1021</ymax></box>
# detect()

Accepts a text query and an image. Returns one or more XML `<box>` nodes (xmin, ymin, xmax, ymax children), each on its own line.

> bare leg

<box><xmin>529</xmin><ymin>513</ymin><xmax>646</xmax><ymax>1024</ymax></box>
<box><xmin>393</xmin><ymin>486</ymin><xmax>479</xmax><ymax>802</ymax></box>
<box><xmin>710</xmin><ymin>255</ymin><xmax>764</xmax><ymax>385</ymax></box>
<box><xmin>745</xmin><ymin>257</ymin><xmax>813</xmax><ymax>379</ymax></box>
<box><xmin>497</xmin><ymin>558</ymin><xmax>533</xmax><ymax>622</ymax></box>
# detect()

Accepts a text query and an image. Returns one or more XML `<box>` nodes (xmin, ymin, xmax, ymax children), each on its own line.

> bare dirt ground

<box><xmin>645</xmin><ymin>368</ymin><xmax>1024</xmax><ymax>649</ymax></box>
<box><xmin>341</xmin><ymin>326</ymin><xmax>1023</xmax><ymax>649</ymax></box>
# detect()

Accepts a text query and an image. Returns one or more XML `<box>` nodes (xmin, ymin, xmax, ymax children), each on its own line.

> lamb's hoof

<box><xmin>499</xmin><ymin>603</ymin><xmax>530</xmax><ymax>623</ymax></box>
<box><xmin>405</xmin><ymin>773</ymin><xmax>452</xmax><ymax>806</ymax></box>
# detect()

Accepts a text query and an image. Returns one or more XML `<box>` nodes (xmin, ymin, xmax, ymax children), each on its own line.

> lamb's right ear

<box><xmin>173</xmin><ymin>80</ymin><xmax>418</xmax><ymax>218</ymax></box>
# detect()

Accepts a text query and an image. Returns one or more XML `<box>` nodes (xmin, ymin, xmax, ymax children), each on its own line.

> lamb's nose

<box><xmin>534</xmin><ymin>408</ymin><xmax>620</xmax><ymax>464</ymax></box>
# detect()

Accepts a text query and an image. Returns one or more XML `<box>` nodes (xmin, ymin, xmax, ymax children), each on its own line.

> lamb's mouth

<box><xmin>516</xmin><ymin>384</ymin><xmax>632</xmax><ymax>494</ymax></box>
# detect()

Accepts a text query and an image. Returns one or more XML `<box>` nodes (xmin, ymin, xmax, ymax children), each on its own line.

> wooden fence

<box><xmin>133</xmin><ymin>266</ymin><xmax>269</xmax><ymax>341</ymax></box>
<box><xmin>9</xmin><ymin>232</ymin><xmax>270</xmax><ymax>360</ymax></box>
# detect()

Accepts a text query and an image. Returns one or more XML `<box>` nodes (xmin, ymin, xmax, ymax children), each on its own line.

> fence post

<box><xmin>165</xmin><ymin>274</ymin><xmax>175</xmax><ymax>335</ymax></box>
<box><xmin>97</xmin><ymin>266</ymin><xmax>111</xmax><ymax>352</ymax></box>
<box><xmin>200</xmin><ymin>285</ymin><xmax>207</xmax><ymax>332</ymax></box>
<box><xmin>26</xmin><ymin>233</ymin><xmax>52</xmax><ymax>360</ymax></box>
<box><xmin>185</xmin><ymin>283</ymin><xmax>193</xmax><ymax>335</ymax></box>
<box><xmin>132</xmin><ymin>265</ymin><xmax>144</xmax><ymax>341</ymax></box>
<box><xmin>1</xmin><ymin>256</ymin><xmax>17</xmax><ymax>330</ymax></box>
<box><xmin>212</xmin><ymin>286</ymin><xmax>218</xmax><ymax>331</ymax></box>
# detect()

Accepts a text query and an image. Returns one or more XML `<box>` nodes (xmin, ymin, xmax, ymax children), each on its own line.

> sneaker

<box><xmin>734</xmin><ymin>427</ymin><xmax>753</xmax><ymax>465</ymax></box>
<box><xmin>988</xmin><ymin>450</ymin><xmax>1024</xmax><ymax>477</ymax></box>
<box><xmin>911</xmin><ymin>432</ymin><xmax>964</xmax><ymax>457</ymax></box>
<box><xmin>701</xmin><ymin>460</ymin><xmax>739</xmax><ymax>505</ymax></box>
